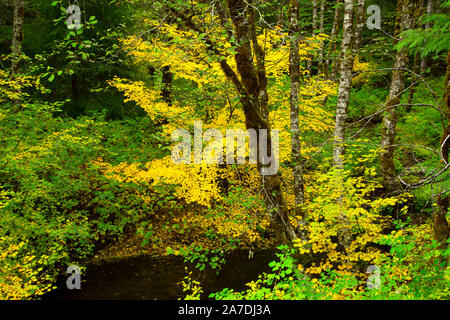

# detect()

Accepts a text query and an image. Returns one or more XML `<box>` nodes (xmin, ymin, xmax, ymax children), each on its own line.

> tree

<box><xmin>352</xmin><ymin>0</ymin><xmax>366</xmax><ymax>57</ymax></box>
<box><xmin>435</xmin><ymin>49</ymin><xmax>450</xmax><ymax>245</ymax></box>
<box><xmin>332</xmin><ymin>0</ymin><xmax>354</xmax><ymax>169</ymax></box>
<box><xmin>420</xmin><ymin>0</ymin><xmax>434</xmax><ymax>73</ymax></box>
<box><xmin>289</xmin><ymin>0</ymin><xmax>306</xmax><ymax>240</ymax></box>
<box><xmin>318</xmin><ymin>0</ymin><xmax>326</xmax><ymax>72</ymax></box>
<box><xmin>406</xmin><ymin>0</ymin><xmax>425</xmax><ymax>109</ymax></box>
<box><xmin>380</xmin><ymin>0</ymin><xmax>415</xmax><ymax>193</ymax></box>
<box><xmin>161</xmin><ymin>65</ymin><xmax>173</xmax><ymax>106</ymax></box>
<box><xmin>11</xmin><ymin>0</ymin><xmax>24</xmax><ymax>78</ymax></box>
<box><xmin>397</xmin><ymin>0</ymin><xmax>449</xmax><ymax>244</ymax></box>
<box><xmin>307</xmin><ymin>0</ymin><xmax>318</xmax><ymax>75</ymax></box>
<box><xmin>324</xmin><ymin>0</ymin><xmax>342</xmax><ymax>79</ymax></box>
<box><xmin>166</xmin><ymin>0</ymin><xmax>298</xmax><ymax>243</ymax></box>
<box><xmin>225</xmin><ymin>0</ymin><xmax>298</xmax><ymax>243</ymax></box>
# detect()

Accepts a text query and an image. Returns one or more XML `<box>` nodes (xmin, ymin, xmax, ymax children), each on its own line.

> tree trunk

<box><xmin>307</xmin><ymin>0</ymin><xmax>318</xmax><ymax>75</ymax></box>
<box><xmin>333</xmin><ymin>0</ymin><xmax>354</xmax><ymax>169</ymax></box>
<box><xmin>434</xmin><ymin>49</ymin><xmax>450</xmax><ymax>245</ymax></box>
<box><xmin>352</xmin><ymin>0</ymin><xmax>366</xmax><ymax>57</ymax></box>
<box><xmin>325</xmin><ymin>0</ymin><xmax>342</xmax><ymax>79</ymax></box>
<box><xmin>318</xmin><ymin>0</ymin><xmax>326</xmax><ymax>73</ymax></box>
<box><xmin>161</xmin><ymin>65</ymin><xmax>173</xmax><ymax>106</ymax></box>
<box><xmin>420</xmin><ymin>0</ymin><xmax>434</xmax><ymax>73</ymax></box>
<box><xmin>148</xmin><ymin>65</ymin><xmax>156</xmax><ymax>88</ymax></box>
<box><xmin>225</xmin><ymin>0</ymin><xmax>298</xmax><ymax>243</ymax></box>
<box><xmin>407</xmin><ymin>53</ymin><xmax>420</xmax><ymax>110</ymax></box>
<box><xmin>407</xmin><ymin>0</ymin><xmax>425</xmax><ymax>110</ymax></box>
<box><xmin>289</xmin><ymin>0</ymin><xmax>307</xmax><ymax>240</ymax></box>
<box><xmin>249</xmin><ymin>6</ymin><xmax>269</xmax><ymax>121</ymax></box>
<box><xmin>380</xmin><ymin>0</ymin><xmax>414</xmax><ymax>193</ymax></box>
<box><xmin>332</xmin><ymin>0</ymin><xmax>355</xmax><ymax>252</ymax></box>
<box><xmin>71</xmin><ymin>74</ymin><xmax>78</xmax><ymax>102</ymax></box>
<box><xmin>11</xmin><ymin>0</ymin><xmax>24</xmax><ymax>78</ymax></box>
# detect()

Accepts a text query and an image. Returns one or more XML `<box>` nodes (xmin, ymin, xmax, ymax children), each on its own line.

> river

<box><xmin>44</xmin><ymin>249</ymin><xmax>277</xmax><ymax>300</ymax></box>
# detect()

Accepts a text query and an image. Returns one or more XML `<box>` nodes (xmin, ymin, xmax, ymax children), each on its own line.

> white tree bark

<box><xmin>420</xmin><ymin>0</ymin><xmax>434</xmax><ymax>73</ymax></box>
<box><xmin>11</xmin><ymin>0</ymin><xmax>24</xmax><ymax>78</ymax></box>
<box><xmin>333</xmin><ymin>0</ymin><xmax>354</xmax><ymax>169</ymax></box>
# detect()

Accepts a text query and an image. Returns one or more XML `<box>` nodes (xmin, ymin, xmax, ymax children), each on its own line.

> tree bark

<box><xmin>325</xmin><ymin>0</ymin><xmax>342</xmax><ymax>79</ymax></box>
<box><xmin>332</xmin><ymin>0</ymin><xmax>355</xmax><ymax>252</ymax></box>
<box><xmin>333</xmin><ymin>0</ymin><xmax>354</xmax><ymax>169</ymax></box>
<box><xmin>420</xmin><ymin>0</ymin><xmax>434</xmax><ymax>73</ymax></box>
<box><xmin>318</xmin><ymin>0</ymin><xmax>326</xmax><ymax>73</ymax></box>
<box><xmin>407</xmin><ymin>53</ymin><xmax>420</xmax><ymax>110</ymax></box>
<box><xmin>161</xmin><ymin>65</ymin><xmax>173</xmax><ymax>106</ymax></box>
<box><xmin>434</xmin><ymin>49</ymin><xmax>450</xmax><ymax>245</ymax></box>
<box><xmin>407</xmin><ymin>0</ymin><xmax>425</xmax><ymax>110</ymax></box>
<box><xmin>148</xmin><ymin>65</ymin><xmax>156</xmax><ymax>88</ymax></box>
<box><xmin>352</xmin><ymin>0</ymin><xmax>366</xmax><ymax>57</ymax></box>
<box><xmin>225</xmin><ymin>0</ymin><xmax>298</xmax><ymax>243</ymax></box>
<box><xmin>380</xmin><ymin>0</ymin><xmax>414</xmax><ymax>193</ymax></box>
<box><xmin>307</xmin><ymin>0</ymin><xmax>318</xmax><ymax>75</ymax></box>
<box><xmin>71</xmin><ymin>74</ymin><xmax>78</xmax><ymax>102</ymax></box>
<box><xmin>249</xmin><ymin>6</ymin><xmax>269</xmax><ymax>121</ymax></box>
<box><xmin>11</xmin><ymin>0</ymin><xmax>24</xmax><ymax>78</ymax></box>
<box><xmin>289</xmin><ymin>0</ymin><xmax>307</xmax><ymax>240</ymax></box>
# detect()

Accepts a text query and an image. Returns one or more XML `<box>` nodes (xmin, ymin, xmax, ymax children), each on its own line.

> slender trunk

<box><xmin>71</xmin><ymin>74</ymin><xmax>78</xmax><ymax>102</ymax></box>
<box><xmin>11</xmin><ymin>0</ymin><xmax>24</xmax><ymax>78</ymax></box>
<box><xmin>407</xmin><ymin>54</ymin><xmax>420</xmax><ymax>110</ymax></box>
<box><xmin>307</xmin><ymin>0</ymin><xmax>318</xmax><ymax>75</ymax></box>
<box><xmin>331</xmin><ymin>0</ymin><xmax>351</xmax><ymax>81</ymax></box>
<box><xmin>325</xmin><ymin>0</ymin><xmax>342</xmax><ymax>79</ymax></box>
<box><xmin>148</xmin><ymin>65</ymin><xmax>156</xmax><ymax>88</ymax></box>
<box><xmin>420</xmin><ymin>0</ymin><xmax>434</xmax><ymax>73</ymax></box>
<box><xmin>161</xmin><ymin>65</ymin><xmax>173</xmax><ymax>106</ymax></box>
<box><xmin>289</xmin><ymin>0</ymin><xmax>306</xmax><ymax>240</ymax></box>
<box><xmin>353</xmin><ymin>0</ymin><xmax>366</xmax><ymax>57</ymax></box>
<box><xmin>333</xmin><ymin>0</ymin><xmax>354</xmax><ymax>169</ymax></box>
<box><xmin>407</xmin><ymin>0</ymin><xmax>424</xmax><ymax>110</ymax></box>
<box><xmin>434</xmin><ymin>50</ymin><xmax>450</xmax><ymax>245</ymax></box>
<box><xmin>249</xmin><ymin>6</ymin><xmax>269</xmax><ymax>121</ymax></box>
<box><xmin>380</xmin><ymin>0</ymin><xmax>415</xmax><ymax>193</ymax></box>
<box><xmin>332</xmin><ymin>0</ymin><xmax>355</xmax><ymax>252</ymax></box>
<box><xmin>318</xmin><ymin>0</ymin><xmax>326</xmax><ymax>73</ymax></box>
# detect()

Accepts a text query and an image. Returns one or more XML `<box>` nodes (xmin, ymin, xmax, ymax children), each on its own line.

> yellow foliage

<box><xmin>0</xmin><ymin>237</ymin><xmax>54</xmax><ymax>300</ymax></box>
<box><xmin>293</xmin><ymin>147</ymin><xmax>410</xmax><ymax>279</ymax></box>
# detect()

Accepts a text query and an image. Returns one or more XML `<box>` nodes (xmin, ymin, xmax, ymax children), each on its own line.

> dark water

<box><xmin>44</xmin><ymin>249</ymin><xmax>277</xmax><ymax>300</ymax></box>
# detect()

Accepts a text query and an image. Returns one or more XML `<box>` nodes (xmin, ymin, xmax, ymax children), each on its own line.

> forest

<box><xmin>0</xmin><ymin>0</ymin><xmax>449</xmax><ymax>301</ymax></box>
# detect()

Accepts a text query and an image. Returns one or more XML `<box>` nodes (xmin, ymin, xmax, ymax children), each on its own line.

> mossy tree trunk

<box><xmin>380</xmin><ymin>0</ymin><xmax>414</xmax><ymax>194</ymax></box>
<box><xmin>224</xmin><ymin>0</ymin><xmax>298</xmax><ymax>243</ymax></box>
<box><xmin>434</xmin><ymin>50</ymin><xmax>450</xmax><ymax>245</ymax></box>
<box><xmin>289</xmin><ymin>0</ymin><xmax>307</xmax><ymax>240</ymax></box>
